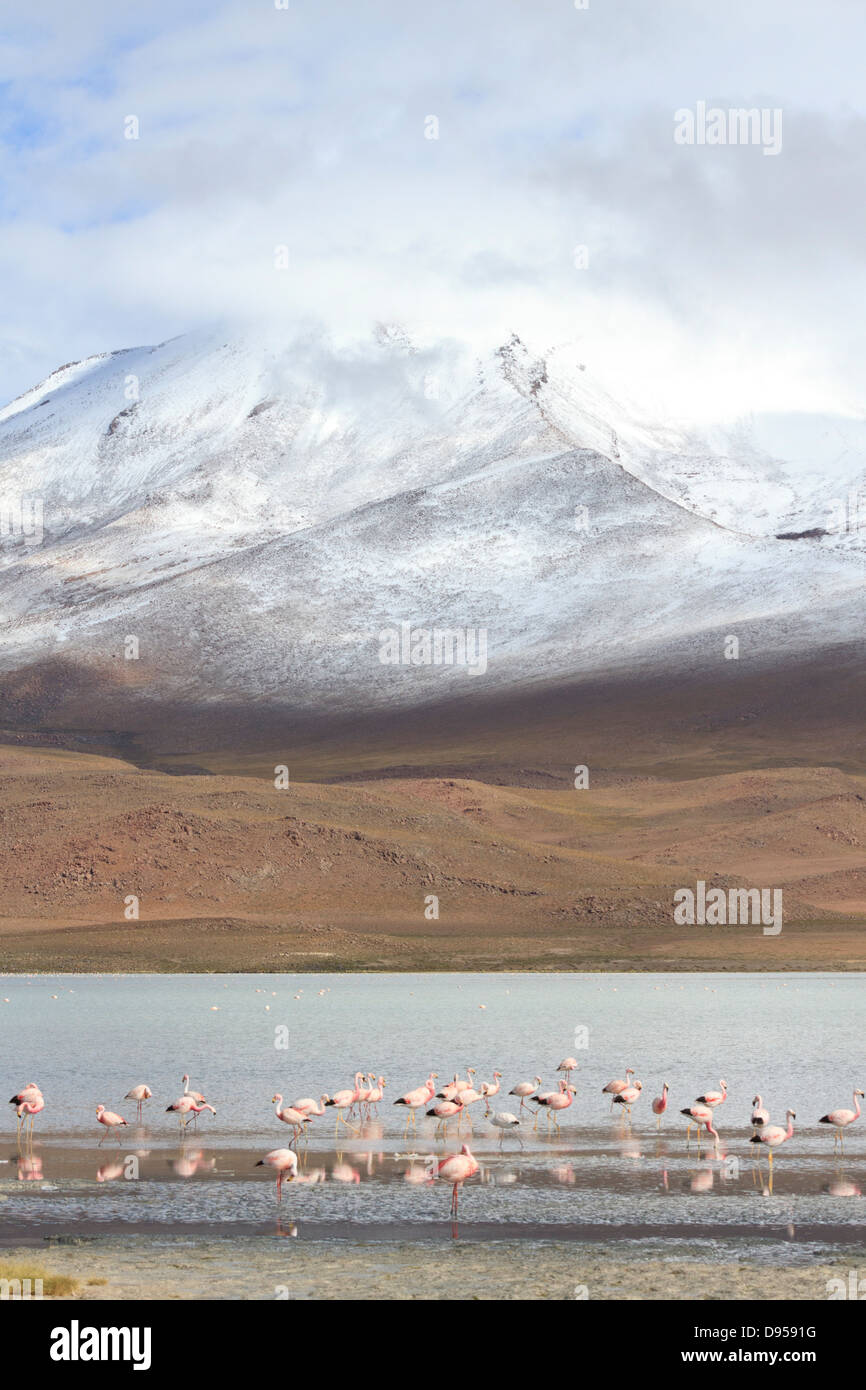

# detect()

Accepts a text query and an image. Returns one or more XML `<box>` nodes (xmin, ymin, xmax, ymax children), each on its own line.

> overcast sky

<box><xmin>1</xmin><ymin>0</ymin><xmax>865</xmax><ymax>421</ymax></box>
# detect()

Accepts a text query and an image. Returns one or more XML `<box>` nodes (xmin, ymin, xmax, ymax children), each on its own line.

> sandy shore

<box><xmin>5</xmin><ymin>1235</ymin><xmax>863</xmax><ymax>1300</ymax></box>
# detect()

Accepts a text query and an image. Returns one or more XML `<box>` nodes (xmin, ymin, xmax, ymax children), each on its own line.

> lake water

<box><xmin>1</xmin><ymin>972</ymin><xmax>864</xmax><ymax>1298</ymax></box>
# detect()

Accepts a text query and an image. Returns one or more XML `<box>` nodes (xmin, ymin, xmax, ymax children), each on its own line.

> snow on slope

<box><xmin>0</xmin><ymin>326</ymin><xmax>864</xmax><ymax>715</ymax></box>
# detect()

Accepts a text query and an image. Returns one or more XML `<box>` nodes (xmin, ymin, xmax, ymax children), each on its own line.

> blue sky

<box><xmin>1</xmin><ymin>0</ymin><xmax>865</xmax><ymax>420</ymax></box>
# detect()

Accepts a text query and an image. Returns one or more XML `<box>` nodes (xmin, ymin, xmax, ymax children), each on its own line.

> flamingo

<box><xmin>272</xmin><ymin>1095</ymin><xmax>309</xmax><ymax>1142</ymax></box>
<box><xmin>16</xmin><ymin>1093</ymin><xmax>44</xmax><ymax>1141</ymax></box>
<box><xmin>166</xmin><ymin>1095</ymin><xmax>214</xmax><ymax>1130</ymax></box>
<box><xmin>393</xmin><ymin>1073</ymin><xmax>437</xmax><ymax>1129</ymax></box>
<box><xmin>509</xmin><ymin>1076</ymin><xmax>542</xmax><ymax>1112</ymax></box>
<box><xmin>612</xmin><ymin>1080</ymin><xmax>643</xmax><ymax>1120</ymax></box>
<box><xmin>679</xmin><ymin>1104</ymin><xmax>720</xmax><ymax>1154</ymax></box>
<box><xmin>530</xmin><ymin>1083</ymin><xmax>558</xmax><ymax>1129</ymax></box>
<box><xmin>437</xmin><ymin>1069</ymin><xmax>476</xmax><ymax>1101</ymax></box>
<box><xmin>480</xmin><ymin>1072</ymin><xmax>502</xmax><ymax>1112</ymax></box>
<box><xmin>292</xmin><ymin>1094</ymin><xmax>329</xmax><ymax>1119</ymax></box>
<box><xmin>536</xmin><ymin>1082</ymin><xmax>577</xmax><ymax>1130</ymax></box>
<box><xmin>819</xmin><ymin>1089</ymin><xmax>864</xmax><ymax>1153</ymax></box>
<box><xmin>457</xmin><ymin>1080</ymin><xmax>484</xmax><ymax>1114</ymax></box>
<box><xmin>436</xmin><ymin>1074</ymin><xmax>461</xmax><ymax>1101</ymax></box>
<box><xmin>353</xmin><ymin>1072</ymin><xmax>373</xmax><ymax>1114</ymax></box>
<box><xmin>652</xmin><ymin>1082</ymin><xmax>669</xmax><ymax>1129</ymax></box>
<box><xmin>435</xmin><ymin>1143</ymin><xmax>479</xmax><ymax>1219</ymax></box>
<box><xmin>181</xmin><ymin>1075</ymin><xmax>207</xmax><ymax>1103</ymax></box>
<box><xmin>124</xmin><ymin>1084</ymin><xmax>153</xmax><ymax>1120</ymax></box>
<box><xmin>426</xmin><ymin>1098</ymin><xmax>465</xmax><ymax>1137</ymax></box>
<box><xmin>96</xmin><ymin>1104</ymin><xmax>128</xmax><ymax>1145</ymax></box>
<box><xmin>256</xmin><ymin>1148</ymin><xmax>298</xmax><ymax>1202</ymax></box>
<box><xmin>489</xmin><ymin>1112</ymin><xmax>522</xmax><ymax>1146</ymax></box>
<box><xmin>365</xmin><ymin>1076</ymin><xmax>386</xmax><ymax>1113</ymax></box>
<box><xmin>185</xmin><ymin>1099</ymin><xmax>216</xmax><ymax>1128</ymax></box>
<box><xmin>325</xmin><ymin>1083</ymin><xmax>360</xmax><ymax>1134</ymax></box>
<box><xmin>10</xmin><ymin>1085</ymin><xmax>42</xmax><ymax>1136</ymax></box>
<box><xmin>750</xmin><ymin>1109</ymin><xmax>795</xmax><ymax>1186</ymax></box>
<box><xmin>695</xmin><ymin>1079</ymin><xmax>727</xmax><ymax>1109</ymax></box>
<box><xmin>751</xmin><ymin>1095</ymin><xmax>769</xmax><ymax>1129</ymax></box>
<box><xmin>9</xmin><ymin>1083</ymin><xmax>41</xmax><ymax>1104</ymax></box>
<box><xmin>680</xmin><ymin>1103</ymin><xmax>715</xmax><ymax>1144</ymax></box>
<box><xmin>602</xmin><ymin>1068</ymin><xmax>634</xmax><ymax>1111</ymax></box>
<box><xmin>557</xmin><ymin>1057</ymin><xmax>579</xmax><ymax>1081</ymax></box>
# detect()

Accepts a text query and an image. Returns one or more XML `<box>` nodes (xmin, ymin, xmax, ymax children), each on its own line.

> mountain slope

<box><xmin>0</xmin><ymin>327</ymin><xmax>864</xmax><ymax>725</ymax></box>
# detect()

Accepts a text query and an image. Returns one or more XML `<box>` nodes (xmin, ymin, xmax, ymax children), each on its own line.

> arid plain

<box><xmin>3</xmin><ymin>653</ymin><xmax>865</xmax><ymax>971</ymax></box>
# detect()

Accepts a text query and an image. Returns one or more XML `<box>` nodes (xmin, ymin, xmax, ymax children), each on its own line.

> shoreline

<box><xmin>3</xmin><ymin>1234</ymin><xmax>863</xmax><ymax>1301</ymax></box>
<box><xmin>1</xmin><ymin>919</ymin><xmax>863</xmax><ymax>974</ymax></box>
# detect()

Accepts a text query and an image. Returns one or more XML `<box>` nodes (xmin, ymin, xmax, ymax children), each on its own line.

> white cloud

<box><xmin>1</xmin><ymin>0</ymin><xmax>865</xmax><ymax>422</ymax></box>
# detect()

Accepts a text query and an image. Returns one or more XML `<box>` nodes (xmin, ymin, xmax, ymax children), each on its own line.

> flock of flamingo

<box><xmin>8</xmin><ymin>1061</ymin><xmax>864</xmax><ymax>1214</ymax></box>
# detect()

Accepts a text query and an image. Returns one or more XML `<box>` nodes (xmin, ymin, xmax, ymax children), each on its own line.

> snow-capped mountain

<box><xmin>0</xmin><ymin>325</ymin><xmax>864</xmax><ymax>720</ymax></box>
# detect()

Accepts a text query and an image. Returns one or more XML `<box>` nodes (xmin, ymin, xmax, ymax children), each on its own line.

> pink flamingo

<box><xmin>185</xmin><ymin>1099</ymin><xmax>216</xmax><ymax>1129</ymax></box>
<box><xmin>393</xmin><ymin>1073</ymin><xmax>438</xmax><ymax>1129</ymax></box>
<box><xmin>325</xmin><ymin>1083</ymin><xmax>361</xmax><ymax>1134</ymax></box>
<box><xmin>457</xmin><ymin>1080</ymin><xmax>485</xmax><ymax>1115</ymax></box>
<box><xmin>365</xmin><ymin>1076</ymin><xmax>386</xmax><ymax>1113</ymax></box>
<box><xmin>557</xmin><ymin>1057</ymin><xmax>579</xmax><ymax>1081</ymax></box>
<box><xmin>10</xmin><ymin>1084</ymin><xmax>42</xmax><ymax>1136</ymax></box>
<box><xmin>426</xmin><ymin>1098</ymin><xmax>465</xmax><ymax>1137</ymax></box>
<box><xmin>352</xmin><ymin>1072</ymin><xmax>373</xmax><ymax>1115</ymax></box>
<box><xmin>819</xmin><ymin>1089</ymin><xmax>863</xmax><ymax>1153</ymax></box>
<box><xmin>181</xmin><ymin>1075</ymin><xmax>207</xmax><ymax>1103</ymax></box>
<box><xmin>124</xmin><ymin>1085</ymin><xmax>153</xmax><ymax>1120</ymax></box>
<box><xmin>509</xmin><ymin>1075</ymin><xmax>542</xmax><ymax>1112</ymax></box>
<box><xmin>256</xmin><ymin>1148</ymin><xmax>298</xmax><ymax>1202</ymax></box>
<box><xmin>750</xmin><ymin>1109</ymin><xmax>795</xmax><ymax>1187</ymax></box>
<box><xmin>292</xmin><ymin>1094</ymin><xmax>329</xmax><ymax>1119</ymax></box>
<box><xmin>9</xmin><ymin>1083</ymin><xmax>41</xmax><ymax>1104</ymax></box>
<box><xmin>612</xmin><ymin>1080</ymin><xmax>643</xmax><ymax>1120</ymax></box>
<box><xmin>652</xmin><ymin>1083</ymin><xmax>669</xmax><ymax>1129</ymax></box>
<box><xmin>272</xmin><ymin>1095</ymin><xmax>309</xmax><ymax>1142</ymax></box>
<box><xmin>695</xmin><ymin>1079</ymin><xmax>727</xmax><ymax>1109</ymax></box>
<box><xmin>481</xmin><ymin>1072</ymin><xmax>502</xmax><ymax>1112</ymax></box>
<box><xmin>437</xmin><ymin>1070</ymin><xmax>476</xmax><ymax>1101</ymax></box>
<box><xmin>680</xmin><ymin>1103</ymin><xmax>715</xmax><ymax>1144</ymax></box>
<box><xmin>602</xmin><ymin>1068</ymin><xmax>634</xmax><ymax>1110</ymax></box>
<box><xmin>96</xmin><ymin>1104</ymin><xmax>128</xmax><ymax>1145</ymax></box>
<box><xmin>536</xmin><ymin>1081</ymin><xmax>577</xmax><ymax>1130</ymax></box>
<box><xmin>751</xmin><ymin>1095</ymin><xmax>769</xmax><ymax>1129</ymax></box>
<box><xmin>16</xmin><ymin>1093</ymin><xmax>44</xmax><ymax>1141</ymax></box>
<box><xmin>166</xmin><ymin>1095</ymin><xmax>215</xmax><ymax>1130</ymax></box>
<box><xmin>436</xmin><ymin>1143</ymin><xmax>479</xmax><ymax>1220</ymax></box>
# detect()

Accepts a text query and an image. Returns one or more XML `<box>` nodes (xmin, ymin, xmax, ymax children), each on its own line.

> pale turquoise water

<box><xmin>1</xmin><ymin>973</ymin><xmax>863</xmax><ymax>1248</ymax></box>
